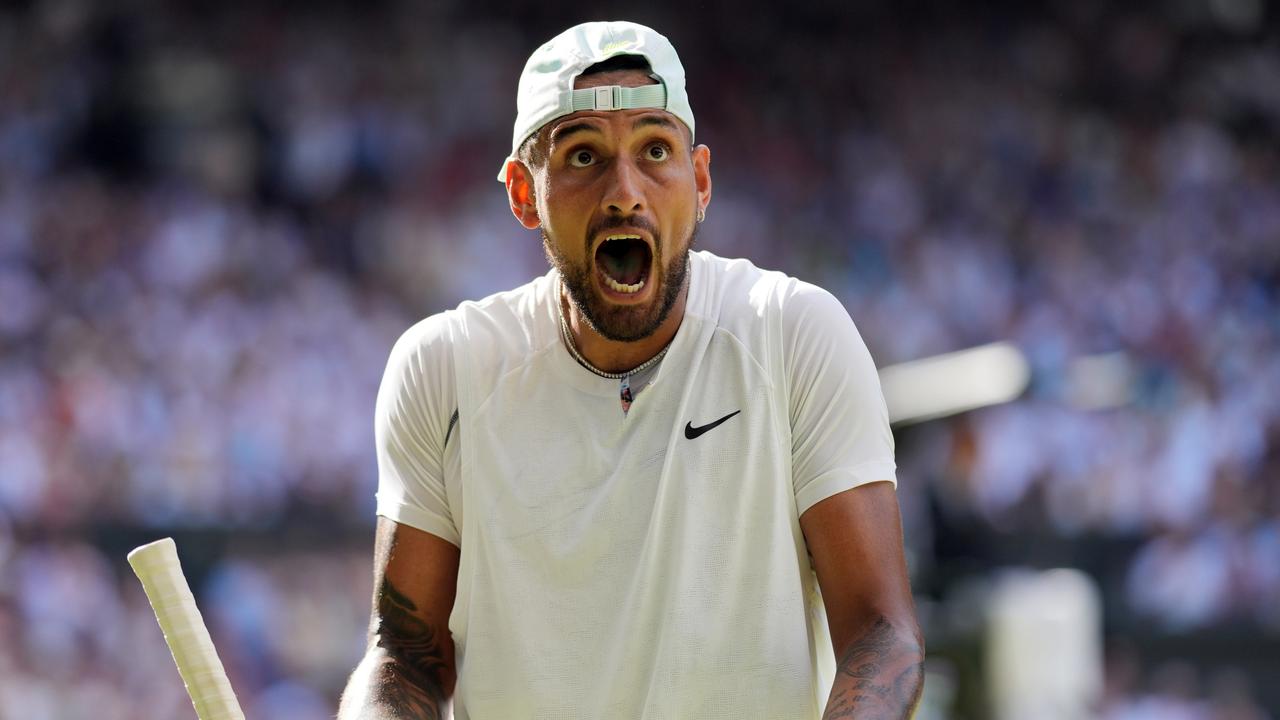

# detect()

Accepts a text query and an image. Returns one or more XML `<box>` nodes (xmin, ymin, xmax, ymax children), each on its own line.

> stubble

<box><xmin>543</xmin><ymin>221</ymin><xmax>693</xmax><ymax>342</ymax></box>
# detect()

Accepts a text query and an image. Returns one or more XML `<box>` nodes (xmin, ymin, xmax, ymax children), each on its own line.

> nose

<box><xmin>601</xmin><ymin>155</ymin><xmax>644</xmax><ymax>216</ymax></box>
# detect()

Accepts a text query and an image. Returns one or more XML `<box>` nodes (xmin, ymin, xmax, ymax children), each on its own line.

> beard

<box><xmin>544</xmin><ymin>220</ymin><xmax>694</xmax><ymax>343</ymax></box>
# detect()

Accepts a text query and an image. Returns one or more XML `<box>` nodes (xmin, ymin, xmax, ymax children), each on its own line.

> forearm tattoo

<box><xmin>372</xmin><ymin>578</ymin><xmax>450</xmax><ymax>719</ymax></box>
<box><xmin>822</xmin><ymin>616</ymin><xmax>924</xmax><ymax>720</ymax></box>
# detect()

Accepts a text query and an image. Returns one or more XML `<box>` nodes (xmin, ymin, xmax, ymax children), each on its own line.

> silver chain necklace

<box><xmin>558</xmin><ymin>299</ymin><xmax>671</xmax><ymax>380</ymax></box>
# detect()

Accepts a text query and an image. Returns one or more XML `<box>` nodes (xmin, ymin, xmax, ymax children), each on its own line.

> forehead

<box><xmin>545</xmin><ymin>107</ymin><xmax>686</xmax><ymax>145</ymax></box>
<box><xmin>543</xmin><ymin>68</ymin><xmax>687</xmax><ymax>143</ymax></box>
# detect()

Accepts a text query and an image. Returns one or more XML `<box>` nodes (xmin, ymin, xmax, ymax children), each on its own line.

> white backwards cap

<box><xmin>497</xmin><ymin>21</ymin><xmax>695</xmax><ymax>182</ymax></box>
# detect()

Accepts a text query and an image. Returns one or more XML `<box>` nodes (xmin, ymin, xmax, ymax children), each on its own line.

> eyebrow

<box><xmin>632</xmin><ymin>115</ymin><xmax>679</xmax><ymax>133</ymax></box>
<box><xmin>550</xmin><ymin>114</ymin><xmax>681</xmax><ymax>145</ymax></box>
<box><xmin>549</xmin><ymin>122</ymin><xmax>601</xmax><ymax>144</ymax></box>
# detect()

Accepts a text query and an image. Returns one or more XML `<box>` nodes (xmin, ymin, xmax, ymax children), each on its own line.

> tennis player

<box><xmin>339</xmin><ymin>21</ymin><xmax>923</xmax><ymax>720</ymax></box>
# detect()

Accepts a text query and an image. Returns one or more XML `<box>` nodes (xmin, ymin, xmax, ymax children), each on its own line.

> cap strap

<box><xmin>568</xmin><ymin>84</ymin><xmax>666</xmax><ymax>113</ymax></box>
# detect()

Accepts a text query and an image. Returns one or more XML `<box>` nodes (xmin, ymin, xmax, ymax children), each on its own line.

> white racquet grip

<box><xmin>128</xmin><ymin>538</ymin><xmax>246</xmax><ymax>720</ymax></box>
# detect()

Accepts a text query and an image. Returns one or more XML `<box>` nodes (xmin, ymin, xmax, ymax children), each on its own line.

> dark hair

<box><xmin>516</xmin><ymin>55</ymin><xmax>654</xmax><ymax>170</ymax></box>
<box><xmin>579</xmin><ymin>54</ymin><xmax>653</xmax><ymax>76</ymax></box>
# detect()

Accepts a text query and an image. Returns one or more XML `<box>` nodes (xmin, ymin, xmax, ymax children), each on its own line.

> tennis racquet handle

<box><xmin>128</xmin><ymin>538</ymin><xmax>246</xmax><ymax>720</ymax></box>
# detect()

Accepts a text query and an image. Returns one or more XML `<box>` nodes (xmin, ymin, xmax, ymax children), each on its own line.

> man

<box><xmin>340</xmin><ymin>20</ymin><xmax>923</xmax><ymax>720</ymax></box>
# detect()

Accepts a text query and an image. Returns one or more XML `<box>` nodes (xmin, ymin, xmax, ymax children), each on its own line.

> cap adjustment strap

<box><xmin>568</xmin><ymin>84</ymin><xmax>667</xmax><ymax>113</ymax></box>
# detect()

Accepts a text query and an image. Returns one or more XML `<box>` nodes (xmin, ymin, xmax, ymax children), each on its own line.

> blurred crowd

<box><xmin>0</xmin><ymin>0</ymin><xmax>1277</xmax><ymax>717</ymax></box>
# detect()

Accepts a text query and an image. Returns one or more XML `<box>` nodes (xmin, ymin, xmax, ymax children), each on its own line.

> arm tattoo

<box><xmin>822</xmin><ymin>616</ymin><xmax>924</xmax><ymax>720</ymax></box>
<box><xmin>372</xmin><ymin>578</ymin><xmax>450</xmax><ymax>719</ymax></box>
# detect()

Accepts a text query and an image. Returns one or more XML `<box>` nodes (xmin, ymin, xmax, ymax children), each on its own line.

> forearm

<box><xmin>822</xmin><ymin>615</ymin><xmax>924</xmax><ymax>720</ymax></box>
<box><xmin>338</xmin><ymin>644</ymin><xmax>450</xmax><ymax>720</ymax></box>
<box><xmin>339</xmin><ymin>577</ymin><xmax>455</xmax><ymax>720</ymax></box>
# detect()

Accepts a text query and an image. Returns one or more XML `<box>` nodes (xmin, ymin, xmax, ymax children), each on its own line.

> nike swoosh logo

<box><xmin>684</xmin><ymin>410</ymin><xmax>741</xmax><ymax>440</ymax></box>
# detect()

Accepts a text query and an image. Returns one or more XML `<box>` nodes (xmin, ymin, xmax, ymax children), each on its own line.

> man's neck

<box><xmin>561</xmin><ymin>282</ymin><xmax>688</xmax><ymax>375</ymax></box>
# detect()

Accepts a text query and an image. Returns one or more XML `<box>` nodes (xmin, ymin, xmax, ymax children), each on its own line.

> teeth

<box><xmin>603</xmin><ymin>274</ymin><xmax>645</xmax><ymax>293</ymax></box>
<box><xmin>599</xmin><ymin>235</ymin><xmax>646</xmax><ymax>293</ymax></box>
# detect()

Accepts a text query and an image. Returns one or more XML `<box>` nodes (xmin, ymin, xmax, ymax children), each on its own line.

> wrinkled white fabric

<box><xmin>375</xmin><ymin>251</ymin><xmax>896</xmax><ymax>719</ymax></box>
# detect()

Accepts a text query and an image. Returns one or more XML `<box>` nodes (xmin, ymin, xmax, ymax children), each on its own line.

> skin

<box><xmin>505</xmin><ymin>68</ymin><xmax>712</xmax><ymax>372</ymax></box>
<box><xmin>338</xmin><ymin>518</ymin><xmax>459</xmax><ymax>720</ymax></box>
<box><xmin>802</xmin><ymin>482</ymin><xmax>925</xmax><ymax>719</ymax></box>
<box><xmin>340</xmin><ymin>69</ymin><xmax>922</xmax><ymax>718</ymax></box>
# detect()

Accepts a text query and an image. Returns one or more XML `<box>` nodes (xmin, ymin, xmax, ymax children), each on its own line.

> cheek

<box><xmin>540</xmin><ymin>195</ymin><xmax>593</xmax><ymax>256</ymax></box>
<box><xmin>658</xmin><ymin>177</ymin><xmax>697</xmax><ymax>224</ymax></box>
<box><xmin>545</xmin><ymin>184</ymin><xmax>596</xmax><ymax>226</ymax></box>
<box><xmin>656</xmin><ymin>165</ymin><xmax>697</xmax><ymax>202</ymax></box>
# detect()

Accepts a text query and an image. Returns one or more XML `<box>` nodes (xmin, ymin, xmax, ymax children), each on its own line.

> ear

<box><xmin>692</xmin><ymin>144</ymin><xmax>712</xmax><ymax>218</ymax></box>
<box><xmin>505</xmin><ymin>160</ymin><xmax>541</xmax><ymax>229</ymax></box>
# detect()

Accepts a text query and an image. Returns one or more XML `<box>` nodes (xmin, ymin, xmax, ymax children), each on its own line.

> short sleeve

<box><xmin>785</xmin><ymin>284</ymin><xmax>897</xmax><ymax>515</ymax></box>
<box><xmin>374</xmin><ymin>314</ymin><xmax>461</xmax><ymax>546</ymax></box>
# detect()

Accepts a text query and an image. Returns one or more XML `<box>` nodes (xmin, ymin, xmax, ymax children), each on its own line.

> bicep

<box><xmin>341</xmin><ymin>519</ymin><xmax>459</xmax><ymax>717</ymax></box>
<box><xmin>799</xmin><ymin>481</ymin><xmax>915</xmax><ymax>653</ymax></box>
<box><xmin>370</xmin><ymin>516</ymin><xmax>460</xmax><ymax>637</ymax></box>
<box><xmin>364</xmin><ymin>516</ymin><xmax>461</xmax><ymax>705</ymax></box>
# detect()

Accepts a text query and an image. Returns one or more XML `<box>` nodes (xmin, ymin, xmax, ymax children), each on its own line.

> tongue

<box><xmin>598</xmin><ymin>241</ymin><xmax>647</xmax><ymax>285</ymax></box>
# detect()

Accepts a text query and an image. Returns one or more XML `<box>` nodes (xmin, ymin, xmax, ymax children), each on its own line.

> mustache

<box><xmin>586</xmin><ymin>216</ymin><xmax>660</xmax><ymax>251</ymax></box>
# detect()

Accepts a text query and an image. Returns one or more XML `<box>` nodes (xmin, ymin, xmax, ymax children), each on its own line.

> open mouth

<box><xmin>595</xmin><ymin>235</ymin><xmax>653</xmax><ymax>295</ymax></box>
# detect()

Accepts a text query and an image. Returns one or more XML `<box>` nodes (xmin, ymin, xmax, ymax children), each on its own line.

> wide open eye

<box><xmin>569</xmin><ymin>150</ymin><xmax>596</xmax><ymax>167</ymax></box>
<box><xmin>646</xmin><ymin>143</ymin><xmax>670</xmax><ymax>162</ymax></box>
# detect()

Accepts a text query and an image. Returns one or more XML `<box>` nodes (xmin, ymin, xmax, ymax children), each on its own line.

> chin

<box><xmin>564</xmin><ymin>253</ymin><xmax>689</xmax><ymax>343</ymax></box>
<box><xmin>546</xmin><ymin>226</ymin><xmax>693</xmax><ymax>342</ymax></box>
<box><xmin>580</xmin><ymin>295</ymin><xmax>668</xmax><ymax>342</ymax></box>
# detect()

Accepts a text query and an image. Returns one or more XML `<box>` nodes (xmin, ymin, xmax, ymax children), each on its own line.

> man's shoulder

<box><xmin>390</xmin><ymin>272</ymin><xmax>557</xmax><ymax>381</ymax></box>
<box><xmin>399</xmin><ymin>272</ymin><xmax>553</xmax><ymax>346</ymax></box>
<box><xmin>692</xmin><ymin>251</ymin><xmax>844</xmax><ymax>328</ymax></box>
<box><xmin>465</xmin><ymin>271</ymin><xmax>555</xmax><ymax>315</ymax></box>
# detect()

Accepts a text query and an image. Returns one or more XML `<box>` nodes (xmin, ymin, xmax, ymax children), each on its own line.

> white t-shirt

<box><xmin>375</xmin><ymin>250</ymin><xmax>896</xmax><ymax>719</ymax></box>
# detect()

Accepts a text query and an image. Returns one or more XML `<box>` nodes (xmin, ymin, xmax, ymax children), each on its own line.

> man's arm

<box><xmin>339</xmin><ymin>517</ymin><xmax>460</xmax><ymax>720</ymax></box>
<box><xmin>800</xmin><ymin>481</ymin><xmax>924</xmax><ymax>720</ymax></box>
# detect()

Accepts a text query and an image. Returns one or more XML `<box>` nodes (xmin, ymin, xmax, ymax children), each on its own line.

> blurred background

<box><xmin>0</xmin><ymin>0</ymin><xmax>1277</xmax><ymax>717</ymax></box>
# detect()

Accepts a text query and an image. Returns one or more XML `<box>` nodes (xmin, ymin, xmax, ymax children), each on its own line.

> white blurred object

<box><xmin>987</xmin><ymin>568</ymin><xmax>1104</xmax><ymax>720</ymax></box>
<box><xmin>879</xmin><ymin>342</ymin><xmax>1030</xmax><ymax>424</ymax></box>
<box><xmin>1065</xmin><ymin>352</ymin><xmax>1136</xmax><ymax>410</ymax></box>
